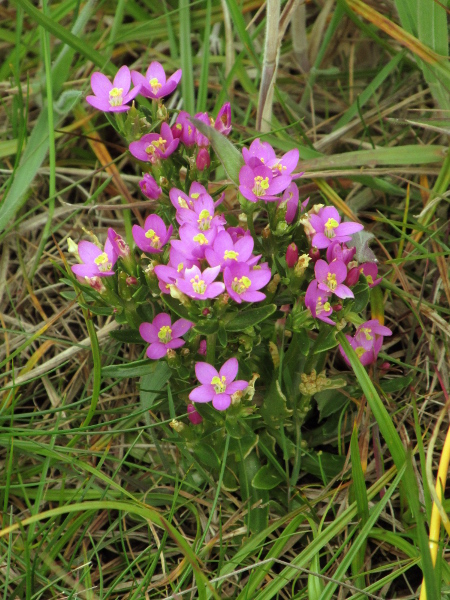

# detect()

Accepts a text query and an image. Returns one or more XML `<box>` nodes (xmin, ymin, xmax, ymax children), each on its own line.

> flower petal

<box><xmin>212</xmin><ymin>394</ymin><xmax>231</xmax><ymax>410</ymax></box>
<box><xmin>146</xmin><ymin>342</ymin><xmax>167</xmax><ymax>359</ymax></box>
<box><xmin>189</xmin><ymin>384</ymin><xmax>214</xmax><ymax>403</ymax></box>
<box><xmin>219</xmin><ymin>357</ymin><xmax>238</xmax><ymax>382</ymax></box>
<box><xmin>195</xmin><ymin>362</ymin><xmax>218</xmax><ymax>384</ymax></box>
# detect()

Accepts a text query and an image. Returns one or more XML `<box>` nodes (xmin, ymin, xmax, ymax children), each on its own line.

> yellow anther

<box><xmin>144</xmin><ymin>229</ymin><xmax>161</xmax><ymax>248</ymax></box>
<box><xmin>193</xmin><ymin>233</ymin><xmax>208</xmax><ymax>245</ymax></box>
<box><xmin>94</xmin><ymin>252</ymin><xmax>112</xmax><ymax>272</ymax></box>
<box><xmin>361</xmin><ymin>327</ymin><xmax>373</xmax><ymax>341</ymax></box>
<box><xmin>149</xmin><ymin>77</ymin><xmax>162</xmax><ymax>94</ymax></box>
<box><xmin>232</xmin><ymin>276</ymin><xmax>251</xmax><ymax>294</ymax></box>
<box><xmin>108</xmin><ymin>87</ymin><xmax>124</xmax><ymax>107</ymax></box>
<box><xmin>190</xmin><ymin>275</ymin><xmax>206</xmax><ymax>294</ymax></box>
<box><xmin>326</xmin><ymin>272</ymin><xmax>337</xmax><ymax>290</ymax></box>
<box><xmin>177</xmin><ymin>196</ymin><xmax>188</xmax><ymax>209</ymax></box>
<box><xmin>198</xmin><ymin>209</ymin><xmax>212</xmax><ymax>230</ymax></box>
<box><xmin>356</xmin><ymin>347</ymin><xmax>366</xmax><ymax>358</ymax></box>
<box><xmin>324</xmin><ymin>218</ymin><xmax>339</xmax><ymax>238</ymax></box>
<box><xmin>224</xmin><ymin>250</ymin><xmax>239</xmax><ymax>260</ymax></box>
<box><xmin>158</xmin><ymin>325</ymin><xmax>172</xmax><ymax>343</ymax></box>
<box><xmin>211</xmin><ymin>375</ymin><xmax>227</xmax><ymax>393</ymax></box>
<box><xmin>252</xmin><ymin>176</ymin><xmax>270</xmax><ymax>196</ymax></box>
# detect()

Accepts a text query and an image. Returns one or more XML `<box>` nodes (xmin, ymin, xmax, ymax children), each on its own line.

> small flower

<box><xmin>71</xmin><ymin>237</ymin><xmax>118</xmax><ymax>279</ymax></box>
<box><xmin>242</xmin><ymin>139</ymin><xmax>299</xmax><ymax>178</ymax></box>
<box><xmin>214</xmin><ymin>102</ymin><xmax>231</xmax><ymax>135</ymax></box>
<box><xmin>107</xmin><ymin>228</ymin><xmax>130</xmax><ymax>258</ymax></box>
<box><xmin>129</xmin><ymin>123</ymin><xmax>179</xmax><ymax>163</ymax></box>
<box><xmin>189</xmin><ymin>357</ymin><xmax>248</xmax><ymax>410</ymax></box>
<box><xmin>176</xmin><ymin>265</ymin><xmax>225</xmax><ymax>300</ymax></box>
<box><xmin>139</xmin><ymin>174</ymin><xmax>162</xmax><ymax>199</ymax></box>
<box><xmin>326</xmin><ymin>242</ymin><xmax>356</xmax><ymax>265</ymax></box>
<box><xmin>278</xmin><ymin>182</ymin><xmax>299</xmax><ymax>224</ymax></box>
<box><xmin>239</xmin><ymin>165</ymin><xmax>291</xmax><ymax>202</ymax></box>
<box><xmin>339</xmin><ymin>319</ymin><xmax>392</xmax><ymax>366</ymax></box>
<box><xmin>314</xmin><ymin>259</ymin><xmax>354</xmax><ymax>299</ymax></box>
<box><xmin>175</xmin><ymin>193</ymin><xmax>226</xmax><ymax>231</ymax></box>
<box><xmin>86</xmin><ymin>66</ymin><xmax>140</xmax><ymax>112</ymax></box>
<box><xmin>140</xmin><ymin>313</ymin><xmax>193</xmax><ymax>360</ymax></box>
<box><xmin>193</xmin><ymin>112</ymin><xmax>210</xmax><ymax>147</ymax></box>
<box><xmin>173</xmin><ymin>111</ymin><xmax>197</xmax><ymax>146</ymax></box>
<box><xmin>304</xmin><ymin>280</ymin><xmax>334</xmax><ymax>325</ymax></box>
<box><xmin>223</xmin><ymin>262</ymin><xmax>271</xmax><ymax>304</ymax></box>
<box><xmin>171</xmin><ymin>224</ymin><xmax>218</xmax><ymax>260</ymax></box>
<box><xmin>132</xmin><ymin>214</ymin><xmax>173</xmax><ymax>254</ymax></box>
<box><xmin>131</xmin><ymin>62</ymin><xmax>182</xmax><ymax>100</ymax></box>
<box><xmin>198</xmin><ymin>340</ymin><xmax>207</xmax><ymax>355</ymax></box>
<box><xmin>205</xmin><ymin>230</ymin><xmax>255</xmax><ymax>271</ymax></box>
<box><xmin>346</xmin><ymin>262</ymin><xmax>382</xmax><ymax>288</ymax></box>
<box><xmin>309</xmin><ymin>206</ymin><xmax>364</xmax><ymax>249</ymax></box>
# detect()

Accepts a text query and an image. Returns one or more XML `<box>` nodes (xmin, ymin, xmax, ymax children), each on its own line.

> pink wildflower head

<box><xmin>129</xmin><ymin>123</ymin><xmax>179</xmax><ymax>163</ymax></box>
<box><xmin>239</xmin><ymin>165</ymin><xmax>291</xmax><ymax>202</ymax></box>
<box><xmin>314</xmin><ymin>259</ymin><xmax>354</xmax><ymax>299</ymax></box>
<box><xmin>86</xmin><ymin>66</ymin><xmax>140</xmax><ymax>113</ymax></box>
<box><xmin>189</xmin><ymin>358</ymin><xmax>248</xmax><ymax>410</ymax></box>
<box><xmin>309</xmin><ymin>206</ymin><xmax>364</xmax><ymax>249</ymax></box>
<box><xmin>107</xmin><ymin>228</ymin><xmax>130</xmax><ymax>259</ymax></box>
<box><xmin>278</xmin><ymin>182</ymin><xmax>299</xmax><ymax>224</ymax></box>
<box><xmin>139</xmin><ymin>313</ymin><xmax>193</xmax><ymax>360</ymax></box>
<box><xmin>339</xmin><ymin>319</ymin><xmax>392</xmax><ymax>366</ymax></box>
<box><xmin>71</xmin><ymin>237</ymin><xmax>118</xmax><ymax>279</ymax></box>
<box><xmin>139</xmin><ymin>174</ymin><xmax>162</xmax><ymax>199</ymax></box>
<box><xmin>286</xmin><ymin>243</ymin><xmax>299</xmax><ymax>268</ymax></box>
<box><xmin>223</xmin><ymin>262</ymin><xmax>271</xmax><ymax>304</ymax></box>
<box><xmin>132</xmin><ymin>214</ymin><xmax>173</xmax><ymax>254</ymax></box>
<box><xmin>326</xmin><ymin>242</ymin><xmax>356</xmax><ymax>265</ymax></box>
<box><xmin>171</xmin><ymin>224</ymin><xmax>218</xmax><ymax>260</ymax></box>
<box><xmin>205</xmin><ymin>230</ymin><xmax>254</xmax><ymax>271</ymax></box>
<box><xmin>176</xmin><ymin>265</ymin><xmax>225</xmax><ymax>300</ymax></box>
<box><xmin>346</xmin><ymin>262</ymin><xmax>381</xmax><ymax>288</ymax></box>
<box><xmin>214</xmin><ymin>102</ymin><xmax>232</xmax><ymax>135</ymax></box>
<box><xmin>242</xmin><ymin>139</ymin><xmax>299</xmax><ymax>178</ymax></box>
<box><xmin>194</xmin><ymin>112</ymin><xmax>210</xmax><ymax>147</ymax></box>
<box><xmin>131</xmin><ymin>62</ymin><xmax>182</xmax><ymax>100</ymax></box>
<box><xmin>304</xmin><ymin>280</ymin><xmax>334</xmax><ymax>325</ymax></box>
<box><xmin>174</xmin><ymin>111</ymin><xmax>196</xmax><ymax>146</ymax></box>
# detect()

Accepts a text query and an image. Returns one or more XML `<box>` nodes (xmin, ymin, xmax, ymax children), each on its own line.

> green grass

<box><xmin>1</xmin><ymin>0</ymin><xmax>449</xmax><ymax>597</ymax></box>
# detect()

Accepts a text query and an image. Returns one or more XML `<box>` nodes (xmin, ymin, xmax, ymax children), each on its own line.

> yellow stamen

<box><xmin>158</xmin><ymin>325</ymin><xmax>172</xmax><ymax>343</ymax></box>
<box><xmin>224</xmin><ymin>250</ymin><xmax>239</xmax><ymax>260</ymax></box>
<box><xmin>326</xmin><ymin>272</ymin><xmax>337</xmax><ymax>290</ymax></box>
<box><xmin>149</xmin><ymin>77</ymin><xmax>162</xmax><ymax>94</ymax></box>
<box><xmin>94</xmin><ymin>252</ymin><xmax>112</xmax><ymax>272</ymax></box>
<box><xmin>198</xmin><ymin>209</ymin><xmax>212</xmax><ymax>231</ymax></box>
<box><xmin>232</xmin><ymin>276</ymin><xmax>251</xmax><ymax>294</ymax></box>
<box><xmin>324</xmin><ymin>217</ymin><xmax>339</xmax><ymax>238</ymax></box>
<box><xmin>144</xmin><ymin>229</ymin><xmax>161</xmax><ymax>248</ymax></box>
<box><xmin>109</xmin><ymin>87</ymin><xmax>123</xmax><ymax>107</ymax></box>
<box><xmin>211</xmin><ymin>375</ymin><xmax>227</xmax><ymax>394</ymax></box>
<box><xmin>190</xmin><ymin>275</ymin><xmax>206</xmax><ymax>295</ymax></box>
<box><xmin>252</xmin><ymin>176</ymin><xmax>270</xmax><ymax>197</ymax></box>
<box><xmin>193</xmin><ymin>233</ymin><xmax>208</xmax><ymax>245</ymax></box>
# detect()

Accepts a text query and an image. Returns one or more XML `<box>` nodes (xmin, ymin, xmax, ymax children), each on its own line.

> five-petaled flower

<box><xmin>71</xmin><ymin>234</ymin><xmax>118</xmax><ymax>279</ymax></box>
<box><xmin>239</xmin><ymin>165</ymin><xmax>291</xmax><ymax>202</ymax></box>
<box><xmin>309</xmin><ymin>206</ymin><xmax>363</xmax><ymax>249</ymax></box>
<box><xmin>131</xmin><ymin>61</ymin><xmax>182</xmax><ymax>100</ymax></box>
<box><xmin>314</xmin><ymin>259</ymin><xmax>354</xmax><ymax>299</ymax></box>
<box><xmin>339</xmin><ymin>319</ymin><xmax>392</xmax><ymax>366</ymax></box>
<box><xmin>140</xmin><ymin>313</ymin><xmax>193</xmax><ymax>359</ymax></box>
<box><xmin>132</xmin><ymin>214</ymin><xmax>173</xmax><ymax>254</ymax></box>
<box><xmin>189</xmin><ymin>358</ymin><xmax>248</xmax><ymax>410</ymax></box>
<box><xmin>86</xmin><ymin>66</ymin><xmax>140</xmax><ymax>112</ymax></box>
<box><xmin>176</xmin><ymin>265</ymin><xmax>225</xmax><ymax>300</ymax></box>
<box><xmin>129</xmin><ymin>123</ymin><xmax>179</xmax><ymax>163</ymax></box>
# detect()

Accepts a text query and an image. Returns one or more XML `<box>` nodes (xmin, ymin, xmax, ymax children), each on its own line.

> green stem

<box><xmin>206</xmin><ymin>333</ymin><xmax>217</xmax><ymax>365</ymax></box>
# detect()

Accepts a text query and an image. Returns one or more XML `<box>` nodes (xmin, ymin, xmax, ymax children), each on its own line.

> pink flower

<box><xmin>86</xmin><ymin>66</ymin><xmax>140</xmax><ymax>113</ymax></box>
<box><xmin>214</xmin><ymin>102</ymin><xmax>231</xmax><ymax>135</ymax></box>
<box><xmin>171</xmin><ymin>224</ymin><xmax>218</xmax><ymax>260</ymax></box>
<box><xmin>309</xmin><ymin>206</ymin><xmax>363</xmax><ymax>249</ymax></box>
<box><xmin>132</xmin><ymin>214</ymin><xmax>173</xmax><ymax>254</ymax></box>
<box><xmin>314</xmin><ymin>259</ymin><xmax>354</xmax><ymax>299</ymax></box>
<box><xmin>304</xmin><ymin>280</ymin><xmax>334</xmax><ymax>325</ymax></box>
<box><xmin>173</xmin><ymin>111</ymin><xmax>196</xmax><ymax>146</ymax></box>
<box><xmin>139</xmin><ymin>174</ymin><xmax>162</xmax><ymax>199</ymax></box>
<box><xmin>131</xmin><ymin>62</ymin><xmax>181</xmax><ymax>100</ymax></box>
<box><xmin>205</xmin><ymin>230</ymin><xmax>255</xmax><ymax>271</ymax></box>
<box><xmin>198</xmin><ymin>340</ymin><xmax>207</xmax><ymax>355</ymax></box>
<box><xmin>239</xmin><ymin>165</ymin><xmax>291</xmax><ymax>202</ymax></box>
<box><xmin>223</xmin><ymin>262</ymin><xmax>271</xmax><ymax>304</ymax></box>
<box><xmin>242</xmin><ymin>139</ymin><xmax>299</xmax><ymax>178</ymax></box>
<box><xmin>189</xmin><ymin>357</ymin><xmax>248</xmax><ymax>410</ymax></box>
<box><xmin>140</xmin><ymin>313</ymin><xmax>193</xmax><ymax>360</ymax></box>
<box><xmin>176</xmin><ymin>265</ymin><xmax>225</xmax><ymax>300</ymax></box>
<box><xmin>71</xmin><ymin>237</ymin><xmax>118</xmax><ymax>279</ymax></box>
<box><xmin>278</xmin><ymin>182</ymin><xmax>299</xmax><ymax>224</ymax></box>
<box><xmin>196</xmin><ymin>148</ymin><xmax>210</xmax><ymax>171</ymax></box>
<box><xmin>107</xmin><ymin>228</ymin><xmax>130</xmax><ymax>258</ymax></box>
<box><xmin>339</xmin><ymin>319</ymin><xmax>392</xmax><ymax>366</ymax></box>
<box><xmin>129</xmin><ymin>123</ymin><xmax>179</xmax><ymax>163</ymax></box>
<box><xmin>326</xmin><ymin>242</ymin><xmax>356</xmax><ymax>265</ymax></box>
<box><xmin>175</xmin><ymin>193</ymin><xmax>225</xmax><ymax>231</ymax></box>
<box><xmin>346</xmin><ymin>262</ymin><xmax>382</xmax><ymax>288</ymax></box>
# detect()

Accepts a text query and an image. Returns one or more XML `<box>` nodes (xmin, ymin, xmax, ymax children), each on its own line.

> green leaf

<box><xmin>109</xmin><ymin>329</ymin><xmax>143</xmax><ymax>344</ymax></box>
<box><xmin>194</xmin><ymin>442</ymin><xmax>220</xmax><ymax>469</ymax></box>
<box><xmin>238</xmin><ymin>452</ymin><xmax>269</xmax><ymax>534</ymax></box>
<box><xmin>252</xmin><ymin>465</ymin><xmax>284</xmax><ymax>490</ymax></box>
<box><xmin>217</xmin><ymin>323</ymin><xmax>228</xmax><ymax>347</ymax></box>
<box><xmin>140</xmin><ymin>361</ymin><xmax>172</xmax><ymax>412</ymax></box>
<box><xmin>160</xmin><ymin>293</ymin><xmax>190</xmax><ymax>320</ymax></box>
<box><xmin>224</xmin><ymin>304</ymin><xmax>276</xmax><ymax>332</ymax></box>
<box><xmin>380</xmin><ymin>375</ymin><xmax>414</xmax><ymax>393</ymax></box>
<box><xmin>102</xmin><ymin>359</ymin><xmax>156</xmax><ymax>378</ymax></box>
<box><xmin>260</xmin><ymin>377</ymin><xmax>293</xmax><ymax>427</ymax></box>
<box><xmin>193</xmin><ymin>319</ymin><xmax>219</xmax><ymax>335</ymax></box>
<box><xmin>315</xmin><ymin>389</ymin><xmax>349</xmax><ymax>421</ymax></box>
<box><xmin>191</xmin><ymin>118</ymin><xmax>244</xmax><ymax>185</ymax></box>
<box><xmin>313</xmin><ymin>327</ymin><xmax>338</xmax><ymax>354</ymax></box>
<box><xmin>352</xmin><ymin>280</ymin><xmax>370</xmax><ymax>313</ymax></box>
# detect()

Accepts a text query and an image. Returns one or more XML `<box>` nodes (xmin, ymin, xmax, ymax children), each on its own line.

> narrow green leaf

<box><xmin>224</xmin><ymin>304</ymin><xmax>276</xmax><ymax>331</ymax></box>
<box><xmin>179</xmin><ymin>0</ymin><xmax>195</xmax><ymax>114</ymax></box>
<box><xmin>252</xmin><ymin>465</ymin><xmax>284</xmax><ymax>490</ymax></box>
<box><xmin>191</xmin><ymin>117</ymin><xmax>244</xmax><ymax>184</ymax></box>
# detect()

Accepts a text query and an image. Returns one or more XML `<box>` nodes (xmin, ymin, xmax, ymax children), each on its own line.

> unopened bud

<box><xmin>196</xmin><ymin>148</ymin><xmax>210</xmax><ymax>171</ymax></box>
<box><xmin>286</xmin><ymin>243</ymin><xmax>299</xmax><ymax>268</ymax></box>
<box><xmin>187</xmin><ymin>404</ymin><xmax>203</xmax><ymax>425</ymax></box>
<box><xmin>267</xmin><ymin>273</ymin><xmax>280</xmax><ymax>294</ymax></box>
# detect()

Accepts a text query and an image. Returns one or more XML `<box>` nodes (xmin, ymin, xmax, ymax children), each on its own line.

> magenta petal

<box><xmin>129</xmin><ymin>141</ymin><xmax>151</xmax><ymax>162</ymax></box>
<box><xmin>153</xmin><ymin>313</ymin><xmax>172</xmax><ymax>330</ymax></box>
<box><xmin>312</xmin><ymin>233</ymin><xmax>332</xmax><ymax>249</ymax></box>
<box><xmin>205</xmin><ymin>282</ymin><xmax>225</xmax><ymax>298</ymax></box>
<box><xmin>86</xmin><ymin>95</ymin><xmax>112</xmax><ymax>112</ymax></box>
<box><xmin>114</xmin><ymin>65</ymin><xmax>131</xmax><ymax>92</ymax></box>
<box><xmin>146</xmin><ymin>62</ymin><xmax>166</xmax><ymax>85</ymax></box>
<box><xmin>78</xmin><ymin>241</ymin><xmax>102</xmax><ymax>263</ymax></box>
<box><xmin>241</xmin><ymin>291</ymin><xmax>266</xmax><ymax>302</ymax></box>
<box><xmin>334</xmin><ymin>284</ymin><xmax>354</xmax><ymax>299</ymax></box>
<box><xmin>139</xmin><ymin>322</ymin><xmax>159</xmax><ymax>343</ymax></box>
<box><xmin>280</xmin><ymin>149</ymin><xmax>299</xmax><ymax>173</ymax></box>
<box><xmin>239</xmin><ymin>186</ymin><xmax>258</xmax><ymax>202</ymax></box>
<box><xmin>147</xmin><ymin>343</ymin><xmax>167</xmax><ymax>359</ymax></box>
<box><xmin>71</xmin><ymin>264</ymin><xmax>101</xmax><ymax>278</ymax></box>
<box><xmin>171</xmin><ymin>318</ymin><xmax>193</xmax><ymax>338</ymax></box>
<box><xmin>314</xmin><ymin>259</ymin><xmax>329</xmax><ymax>281</ymax></box>
<box><xmin>219</xmin><ymin>357</ymin><xmax>238</xmax><ymax>382</ymax></box>
<box><xmin>337</xmin><ymin>222</ymin><xmax>364</xmax><ymax>236</ymax></box>
<box><xmin>268</xmin><ymin>175</ymin><xmax>291</xmax><ymax>195</ymax></box>
<box><xmin>90</xmin><ymin>72</ymin><xmax>112</xmax><ymax>98</ymax></box>
<box><xmin>189</xmin><ymin>384</ymin><xmax>214</xmax><ymax>403</ymax></box>
<box><xmin>195</xmin><ymin>362</ymin><xmax>218</xmax><ymax>384</ymax></box>
<box><xmin>320</xmin><ymin>206</ymin><xmax>340</xmax><ymax>222</ymax></box>
<box><xmin>227</xmin><ymin>380</ymin><xmax>248</xmax><ymax>394</ymax></box>
<box><xmin>212</xmin><ymin>394</ymin><xmax>231</xmax><ymax>410</ymax></box>
<box><xmin>166</xmin><ymin>339</ymin><xmax>185</xmax><ymax>349</ymax></box>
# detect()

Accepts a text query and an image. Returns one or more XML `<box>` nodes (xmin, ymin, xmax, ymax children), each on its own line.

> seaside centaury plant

<box><xmin>66</xmin><ymin>61</ymin><xmax>394</xmax><ymax>519</ymax></box>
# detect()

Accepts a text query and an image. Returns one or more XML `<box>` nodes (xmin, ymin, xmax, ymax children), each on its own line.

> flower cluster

<box><xmin>69</xmin><ymin>60</ymin><xmax>393</xmax><ymax>427</ymax></box>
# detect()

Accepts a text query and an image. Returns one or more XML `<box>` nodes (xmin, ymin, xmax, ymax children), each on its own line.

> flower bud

<box><xmin>156</xmin><ymin>102</ymin><xmax>168</xmax><ymax>121</ymax></box>
<box><xmin>308</xmin><ymin>246</ymin><xmax>320</xmax><ymax>263</ymax></box>
<box><xmin>84</xmin><ymin>276</ymin><xmax>106</xmax><ymax>294</ymax></box>
<box><xmin>346</xmin><ymin>267</ymin><xmax>360</xmax><ymax>287</ymax></box>
<box><xmin>139</xmin><ymin>173</ymin><xmax>162</xmax><ymax>200</ymax></box>
<box><xmin>198</xmin><ymin>340</ymin><xmax>207</xmax><ymax>355</ymax></box>
<box><xmin>294</xmin><ymin>254</ymin><xmax>311</xmax><ymax>277</ymax></box>
<box><xmin>286</xmin><ymin>243</ymin><xmax>299</xmax><ymax>268</ymax></box>
<box><xmin>196</xmin><ymin>148</ymin><xmax>210</xmax><ymax>171</ymax></box>
<box><xmin>187</xmin><ymin>404</ymin><xmax>203</xmax><ymax>425</ymax></box>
